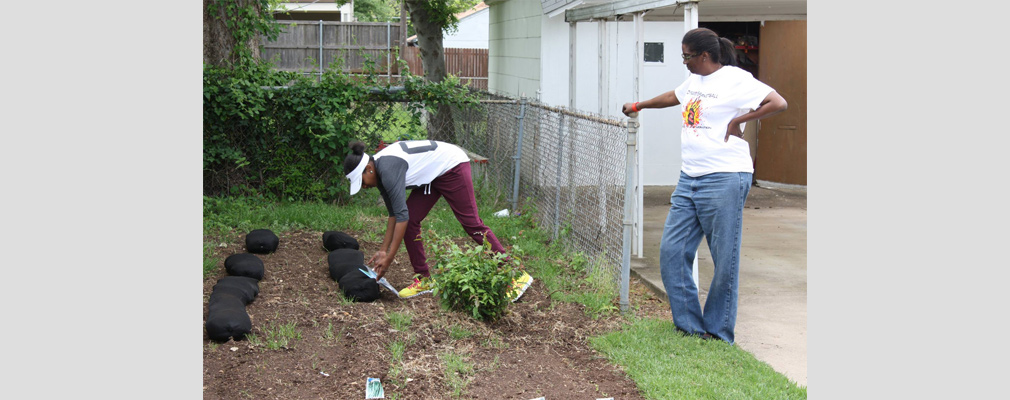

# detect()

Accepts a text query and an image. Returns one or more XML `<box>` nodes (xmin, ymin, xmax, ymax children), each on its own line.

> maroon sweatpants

<box><xmin>404</xmin><ymin>162</ymin><xmax>506</xmax><ymax>277</ymax></box>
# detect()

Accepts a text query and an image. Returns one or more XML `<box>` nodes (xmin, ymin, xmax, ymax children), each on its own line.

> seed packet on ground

<box><xmin>358</xmin><ymin>267</ymin><xmax>402</xmax><ymax>297</ymax></box>
<box><xmin>365</xmin><ymin>377</ymin><xmax>384</xmax><ymax>399</ymax></box>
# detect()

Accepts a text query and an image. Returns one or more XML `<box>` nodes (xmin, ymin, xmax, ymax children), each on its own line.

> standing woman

<box><xmin>343</xmin><ymin>140</ymin><xmax>533</xmax><ymax>299</ymax></box>
<box><xmin>622</xmin><ymin>28</ymin><xmax>787</xmax><ymax>343</ymax></box>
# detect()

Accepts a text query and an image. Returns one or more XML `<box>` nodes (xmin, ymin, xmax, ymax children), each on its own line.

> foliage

<box><xmin>203</xmin><ymin>55</ymin><xmax>478</xmax><ymax>201</ymax></box>
<box><xmin>379</xmin><ymin>104</ymin><xmax>428</xmax><ymax>143</ymax></box>
<box><xmin>348</xmin><ymin>0</ymin><xmax>401</xmax><ymax>22</ymax></box>
<box><xmin>347</xmin><ymin>0</ymin><xmax>482</xmax><ymax>34</ymax></box>
<box><xmin>424</xmin><ymin>230</ymin><xmax>521</xmax><ymax>322</ymax></box>
<box><xmin>206</xmin><ymin>0</ymin><xmax>284</xmax><ymax>66</ymax></box>
<box><xmin>204</xmin><ymin>0</ymin><xmax>479</xmax><ymax>201</ymax></box>
<box><xmin>409</xmin><ymin>0</ymin><xmax>481</xmax><ymax>34</ymax></box>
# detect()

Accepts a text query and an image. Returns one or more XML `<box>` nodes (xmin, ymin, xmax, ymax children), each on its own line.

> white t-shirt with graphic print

<box><xmin>674</xmin><ymin>65</ymin><xmax>773</xmax><ymax>177</ymax></box>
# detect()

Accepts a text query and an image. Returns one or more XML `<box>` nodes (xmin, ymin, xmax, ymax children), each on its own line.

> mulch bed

<box><xmin>203</xmin><ymin>229</ymin><xmax>670</xmax><ymax>399</ymax></box>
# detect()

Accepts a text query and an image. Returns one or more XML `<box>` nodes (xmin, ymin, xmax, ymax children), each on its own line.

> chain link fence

<box><xmin>428</xmin><ymin>91</ymin><xmax>632</xmax><ymax>293</ymax></box>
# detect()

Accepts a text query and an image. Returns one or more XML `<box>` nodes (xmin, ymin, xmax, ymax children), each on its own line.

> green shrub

<box><xmin>203</xmin><ymin>58</ymin><xmax>478</xmax><ymax>202</ymax></box>
<box><xmin>424</xmin><ymin>231</ymin><xmax>521</xmax><ymax>322</ymax></box>
<box><xmin>204</xmin><ymin>0</ymin><xmax>479</xmax><ymax>201</ymax></box>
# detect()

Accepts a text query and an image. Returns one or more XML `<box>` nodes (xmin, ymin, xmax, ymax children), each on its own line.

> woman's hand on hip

<box><xmin>725</xmin><ymin>121</ymin><xmax>745</xmax><ymax>142</ymax></box>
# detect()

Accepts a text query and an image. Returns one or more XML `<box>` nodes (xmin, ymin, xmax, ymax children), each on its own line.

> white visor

<box><xmin>346</xmin><ymin>156</ymin><xmax>369</xmax><ymax>195</ymax></box>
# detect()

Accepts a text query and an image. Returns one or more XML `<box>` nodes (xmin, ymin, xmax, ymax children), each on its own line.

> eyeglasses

<box><xmin>681</xmin><ymin>53</ymin><xmax>699</xmax><ymax>61</ymax></box>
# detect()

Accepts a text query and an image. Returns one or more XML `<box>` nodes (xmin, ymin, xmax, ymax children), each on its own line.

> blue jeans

<box><xmin>659</xmin><ymin>171</ymin><xmax>751</xmax><ymax>343</ymax></box>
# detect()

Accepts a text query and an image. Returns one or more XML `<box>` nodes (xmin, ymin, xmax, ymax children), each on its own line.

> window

<box><xmin>644</xmin><ymin>42</ymin><xmax>664</xmax><ymax>63</ymax></box>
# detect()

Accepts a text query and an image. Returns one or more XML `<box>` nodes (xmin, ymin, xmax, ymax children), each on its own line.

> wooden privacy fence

<box><xmin>261</xmin><ymin>21</ymin><xmax>404</xmax><ymax>76</ymax></box>
<box><xmin>403</xmin><ymin>47</ymin><xmax>488</xmax><ymax>90</ymax></box>
<box><xmin>259</xmin><ymin>21</ymin><xmax>488</xmax><ymax>90</ymax></box>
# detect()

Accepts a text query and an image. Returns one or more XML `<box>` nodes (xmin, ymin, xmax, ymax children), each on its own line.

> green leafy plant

<box><xmin>424</xmin><ymin>230</ymin><xmax>521</xmax><ymax>322</ymax></box>
<box><xmin>203</xmin><ymin>58</ymin><xmax>479</xmax><ymax>202</ymax></box>
<box><xmin>205</xmin><ymin>0</ymin><xmax>284</xmax><ymax>66</ymax></box>
<box><xmin>204</xmin><ymin>0</ymin><xmax>481</xmax><ymax>202</ymax></box>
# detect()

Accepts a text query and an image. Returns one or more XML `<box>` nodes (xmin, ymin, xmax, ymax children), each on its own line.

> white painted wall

<box><xmin>574</xmin><ymin>22</ymin><xmax>599</xmax><ymax>111</ymax></box>
<box><xmin>538</xmin><ymin>13</ymin><xmax>569</xmax><ymax>104</ymax></box>
<box><xmin>639</xmin><ymin>22</ymin><xmax>689</xmax><ymax>186</ymax></box>
<box><xmin>444</xmin><ymin>8</ymin><xmax>489</xmax><ymax>49</ymax></box>
<box><xmin>341</xmin><ymin>1</ymin><xmax>353</xmax><ymax>22</ymax></box>
<box><xmin>539</xmin><ymin>16</ymin><xmax>689</xmax><ymax>186</ymax></box>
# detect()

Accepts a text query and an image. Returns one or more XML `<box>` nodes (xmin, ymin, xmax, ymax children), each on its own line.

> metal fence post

<box><xmin>554</xmin><ymin>111</ymin><xmax>566</xmax><ymax>241</ymax></box>
<box><xmin>620</xmin><ymin>112</ymin><xmax>639</xmax><ymax>313</ymax></box>
<box><xmin>318</xmin><ymin>20</ymin><xmax>323</xmax><ymax>82</ymax></box>
<box><xmin>510</xmin><ymin>97</ymin><xmax>527</xmax><ymax>212</ymax></box>
<box><xmin>387</xmin><ymin>21</ymin><xmax>392</xmax><ymax>81</ymax></box>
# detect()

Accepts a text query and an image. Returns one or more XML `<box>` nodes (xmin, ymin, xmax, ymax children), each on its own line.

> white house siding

<box><xmin>488</xmin><ymin>0</ymin><xmax>542</xmax><ymax>97</ymax></box>
<box><xmin>444</xmin><ymin>8</ymin><xmax>490</xmax><ymax>49</ymax></box>
<box><xmin>539</xmin><ymin>15</ymin><xmax>689</xmax><ymax>186</ymax></box>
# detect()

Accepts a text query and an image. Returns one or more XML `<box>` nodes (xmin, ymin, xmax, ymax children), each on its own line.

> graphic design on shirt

<box><xmin>683</xmin><ymin>98</ymin><xmax>704</xmax><ymax>131</ymax></box>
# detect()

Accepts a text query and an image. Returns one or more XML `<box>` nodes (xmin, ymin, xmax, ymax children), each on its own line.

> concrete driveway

<box><xmin>630</xmin><ymin>183</ymin><xmax>807</xmax><ymax>386</ymax></box>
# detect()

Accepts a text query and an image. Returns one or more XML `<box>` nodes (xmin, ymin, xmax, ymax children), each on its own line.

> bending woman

<box><xmin>343</xmin><ymin>140</ymin><xmax>532</xmax><ymax>300</ymax></box>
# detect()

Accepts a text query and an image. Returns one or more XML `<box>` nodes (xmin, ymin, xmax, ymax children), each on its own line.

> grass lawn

<box><xmin>591</xmin><ymin>318</ymin><xmax>807</xmax><ymax>399</ymax></box>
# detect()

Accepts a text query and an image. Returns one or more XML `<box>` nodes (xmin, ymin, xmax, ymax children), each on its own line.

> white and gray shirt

<box><xmin>373</xmin><ymin>140</ymin><xmax>470</xmax><ymax>222</ymax></box>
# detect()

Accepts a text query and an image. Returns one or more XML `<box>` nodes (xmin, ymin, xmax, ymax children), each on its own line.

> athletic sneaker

<box><xmin>398</xmin><ymin>277</ymin><xmax>433</xmax><ymax>298</ymax></box>
<box><xmin>509</xmin><ymin>271</ymin><xmax>533</xmax><ymax>302</ymax></box>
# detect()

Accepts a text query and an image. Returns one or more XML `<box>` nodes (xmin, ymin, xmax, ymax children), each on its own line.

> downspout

<box><xmin>569</xmin><ymin>22</ymin><xmax>577</xmax><ymax>110</ymax></box>
<box><xmin>599</xmin><ymin>19</ymin><xmax>609</xmax><ymax>116</ymax></box>
<box><xmin>633</xmin><ymin>11</ymin><xmax>646</xmax><ymax>257</ymax></box>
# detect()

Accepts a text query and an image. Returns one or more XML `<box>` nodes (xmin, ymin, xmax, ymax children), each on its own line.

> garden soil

<box><xmin>203</xmin><ymin>230</ymin><xmax>674</xmax><ymax>399</ymax></box>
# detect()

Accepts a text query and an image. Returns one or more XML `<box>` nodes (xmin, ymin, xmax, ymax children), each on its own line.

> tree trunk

<box><xmin>404</xmin><ymin>0</ymin><xmax>456</xmax><ymax>143</ymax></box>
<box><xmin>204</xmin><ymin>0</ymin><xmax>263</xmax><ymax>67</ymax></box>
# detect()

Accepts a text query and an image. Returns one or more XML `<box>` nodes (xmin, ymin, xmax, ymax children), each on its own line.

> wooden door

<box><xmin>756</xmin><ymin>20</ymin><xmax>807</xmax><ymax>185</ymax></box>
